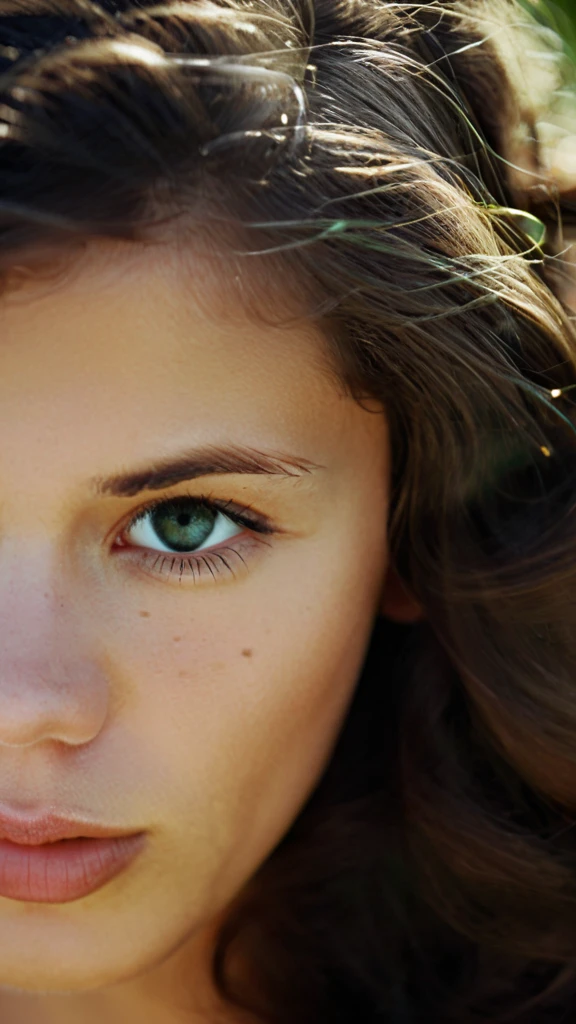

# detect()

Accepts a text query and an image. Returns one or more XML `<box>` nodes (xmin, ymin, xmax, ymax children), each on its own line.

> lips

<box><xmin>0</xmin><ymin>808</ymin><xmax>146</xmax><ymax>902</ymax></box>
<box><xmin>0</xmin><ymin>834</ymin><xmax>147</xmax><ymax>902</ymax></box>
<box><xmin>0</xmin><ymin>809</ymin><xmax>135</xmax><ymax>846</ymax></box>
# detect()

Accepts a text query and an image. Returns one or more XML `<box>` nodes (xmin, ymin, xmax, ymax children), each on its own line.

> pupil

<box><xmin>151</xmin><ymin>500</ymin><xmax>216</xmax><ymax>553</ymax></box>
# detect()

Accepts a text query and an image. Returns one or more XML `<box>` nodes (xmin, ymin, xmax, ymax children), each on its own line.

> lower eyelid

<box><xmin>114</xmin><ymin>531</ymin><xmax>271</xmax><ymax>585</ymax></box>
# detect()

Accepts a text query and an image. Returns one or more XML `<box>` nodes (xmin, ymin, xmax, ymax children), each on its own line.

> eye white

<box><xmin>125</xmin><ymin>508</ymin><xmax>243</xmax><ymax>554</ymax></box>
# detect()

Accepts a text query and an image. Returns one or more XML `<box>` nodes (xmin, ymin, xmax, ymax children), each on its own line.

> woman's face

<box><xmin>0</xmin><ymin>238</ymin><xmax>391</xmax><ymax>1000</ymax></box>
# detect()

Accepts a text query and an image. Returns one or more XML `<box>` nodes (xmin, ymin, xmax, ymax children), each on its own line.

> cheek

<box><xmin>90</xmin><ymin>518</ymin><xmax>388</xmax><ymax>891</ymax></box>
<box><xmin>112</xmin><ymin>569</ymin><xmax>377</xmax><ymax>771</ymax></box>
<box><xmin>108</xmin><ymin>526</ymin><xmax>387</xmax><ymax>752</ymax></box>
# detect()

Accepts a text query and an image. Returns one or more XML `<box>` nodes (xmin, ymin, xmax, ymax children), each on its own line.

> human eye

<box><xmin>114</xmin><ymin>493</ymin><xmax>275</xmax><ymax>584</ymax></box>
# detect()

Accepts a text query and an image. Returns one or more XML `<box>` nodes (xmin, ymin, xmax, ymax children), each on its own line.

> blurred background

<box><xmin>515</xmin><ymin>0</ymin><xmax>576</xmax><ymax>308</ymax></box>
<box><xmin>520</xmin><ymin>0</ymin><xmax>576</xmax><ymax>191</ymax></box>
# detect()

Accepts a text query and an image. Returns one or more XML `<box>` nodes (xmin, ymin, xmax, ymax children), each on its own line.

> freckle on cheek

<box><xmin>242</xmin><ymin>649</ymin><xmax>253</xmax><ymax>658</ymax></box>
<box><xmin>139</xmin><ymin>610</ymin><xmax>151</xmax><ymax>618</ymax></box>
<box><xmin>173</xmin><ymin>636</ymin><xmax>182</xmax><ymax>643</ymax></box>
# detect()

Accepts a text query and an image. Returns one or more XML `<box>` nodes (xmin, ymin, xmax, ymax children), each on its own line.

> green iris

<box><xmin>150</xmin><ymin>499</ymin><xmax>216</xmax><ymax>553</ymax></box>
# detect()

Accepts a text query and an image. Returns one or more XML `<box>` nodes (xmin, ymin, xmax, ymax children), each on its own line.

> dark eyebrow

<box><xmin>94</xmin><ymin>443</ymin><xmax>324</xmax><ymax>498</ymax></box>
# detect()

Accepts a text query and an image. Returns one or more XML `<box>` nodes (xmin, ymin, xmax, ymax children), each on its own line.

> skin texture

<box><xmin>0</xmin><ymin>237</ymin><xmax>408</xmax><ymax>1023</ymax></box>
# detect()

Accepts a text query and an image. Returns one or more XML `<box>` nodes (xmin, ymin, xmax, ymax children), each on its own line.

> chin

<box><xmin>0</xmin><ymin>937</ymin><xmax>151</xmax><ymax>994</ymax></box>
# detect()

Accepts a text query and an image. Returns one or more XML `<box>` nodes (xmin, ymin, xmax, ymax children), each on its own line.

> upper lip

<box><xmin>0</xmin><ymin>808</ymin><xmax>138</xmax><ymax>846</ymax></box>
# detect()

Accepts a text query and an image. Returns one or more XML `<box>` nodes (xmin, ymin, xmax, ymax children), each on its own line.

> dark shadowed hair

<box><xmin>1</xmin><ymin>1</ymin><xmax>576</xmax><ymax>1021</ymax></box>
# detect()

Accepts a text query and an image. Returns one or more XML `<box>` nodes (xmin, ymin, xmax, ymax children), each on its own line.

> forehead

<box><xmin>0</xmin><ymin>237</ymin><xmax>385</xmax><ymax>494</ymax></box>
<box><xmin>0</xmin><ymin>234</ymin><xmax>333</xmax><ymax>398</ymax></box>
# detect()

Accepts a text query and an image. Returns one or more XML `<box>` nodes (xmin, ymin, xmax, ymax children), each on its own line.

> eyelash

<box><xmin>114</xmin><ymin>492</ymin><xmax>276</xmax><ymax>584</ymax></box>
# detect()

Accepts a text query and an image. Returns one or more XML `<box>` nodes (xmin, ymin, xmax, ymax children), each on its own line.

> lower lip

<box><xmin>0</xmin><ymin>833</ymin><xmax>146</xmax><ymax>903</ymax></box>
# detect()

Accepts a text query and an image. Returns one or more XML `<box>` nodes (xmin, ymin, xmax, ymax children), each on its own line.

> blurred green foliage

<box><xmin>519</xmin><ymin>0</ymin><xmax>576</xmax><ymax>69</ymax></box>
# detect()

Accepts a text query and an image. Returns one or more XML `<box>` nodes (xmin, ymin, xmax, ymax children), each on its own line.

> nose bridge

<box><xmin>0</xmin><ymin>540</ymin><xmax>72</xmax><ymax>651</ymax></box>
<box><xmin>0</xmin><ymin>543</ymin><xmax>110</xmax><ymax>748</ymax></box>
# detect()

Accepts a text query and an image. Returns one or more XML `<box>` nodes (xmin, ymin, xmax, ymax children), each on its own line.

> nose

<box><xmin>0</xmin><ymin>554</ymin><xmax>109</xmax><ymax>748</ymax></box>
